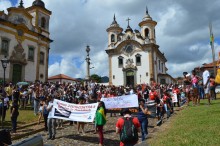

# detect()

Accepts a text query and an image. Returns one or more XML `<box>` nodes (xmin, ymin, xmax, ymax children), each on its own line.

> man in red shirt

<box><xmin>149</xmin><ymin>88</ymin><xmax>158</xmax><ymax>100</ymax></box>
<box><xmin>116</xmin><ymin>108</ymin><xmax>141</xmax><ymax>146</ymax></box>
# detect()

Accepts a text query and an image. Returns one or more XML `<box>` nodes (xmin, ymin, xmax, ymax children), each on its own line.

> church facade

<box><xmin>106</xmin><ymin>9</ymin><xmax>174</xmax><ymax>86</ymax></box>
<box><xmin>0</xmin><ymin>0</ymin><xmax>52</xmax><ymax>83</ymax></box>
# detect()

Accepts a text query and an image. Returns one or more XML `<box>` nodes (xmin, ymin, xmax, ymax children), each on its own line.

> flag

<box><xmin>95</xmin><ymin>107</ymin><xmax>106</xmax><ymax>126</ymax></box>
<box><xmin>210</xmin><ymin>33</ymin><xmax>214</xmax><ymax>46</ymax></box>
<box><xmin>209</xmin><ymin>22</ymin><xmax>214</xmax><ymax>46</ymax></box>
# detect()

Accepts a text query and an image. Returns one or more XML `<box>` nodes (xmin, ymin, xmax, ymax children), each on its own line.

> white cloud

<box><xmin>0</xmin><ymin>0</ymin><xmax>12</xmax><ymax>12</ymax></box>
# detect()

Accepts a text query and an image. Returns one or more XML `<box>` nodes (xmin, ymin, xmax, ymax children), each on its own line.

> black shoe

<box><xmin>47</xmin><ymin>137</ymin><xmax>52</xmax><ymax>140</ymax></box>
<box><xmin>51</xmin><ymin>136</ymin><xmax>55</xmax><ymax>140</ymax></box>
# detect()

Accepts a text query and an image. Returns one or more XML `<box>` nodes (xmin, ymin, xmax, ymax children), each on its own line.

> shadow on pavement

<box><xmin>61</xmin><ymin>134</ymin><xmax>120</xmax><ymax>146</ymax></box>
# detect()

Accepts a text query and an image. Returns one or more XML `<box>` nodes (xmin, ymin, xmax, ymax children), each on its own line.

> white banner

<box><xmin>101</xmin><ymin>94</ymin><xmax>139</xmax><ymax>109</ymax></box>
<box><xmin>48</xmin><ymin>99</ymin><xmax>98</xmax><ymax>122</ymax></box>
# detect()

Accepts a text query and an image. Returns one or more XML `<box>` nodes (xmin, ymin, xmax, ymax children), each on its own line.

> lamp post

<box><xmin>1</xmin><ymin>56</ymin><xmax>9</xmax><ymax>129</ymax></box>
<box><xmin>85</xmin><ymin>45</ymin><xmax>91</xmax><ymax>80</ymax></box>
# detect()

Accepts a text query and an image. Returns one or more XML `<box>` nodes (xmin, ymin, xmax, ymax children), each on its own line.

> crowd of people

<box><xmin>0</xmin><ymin>67</ymin><xmax>216</xmax><ymax>146</ymax></box>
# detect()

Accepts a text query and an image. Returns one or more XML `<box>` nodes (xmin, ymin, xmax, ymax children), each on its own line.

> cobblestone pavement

<box><xmin>12</xmin><ymin>114</ymin><xmax>157</xmax><ymax>146</ymax></box>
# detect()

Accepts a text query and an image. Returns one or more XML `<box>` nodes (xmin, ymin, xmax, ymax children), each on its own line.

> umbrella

<box><xmin>16</xmin><ymin>82</ymin><xmax>29</xmax><ymax>86</ymax></box>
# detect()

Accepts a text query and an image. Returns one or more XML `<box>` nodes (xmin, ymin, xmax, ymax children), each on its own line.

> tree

<box><xmin>90</xmin><ymin>74</ymin><xmax>102</xmax><ymax>83</ymax></box>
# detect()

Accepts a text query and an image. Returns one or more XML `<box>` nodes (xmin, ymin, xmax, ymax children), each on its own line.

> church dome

<box><xmin>110</xmin><ymin>14</ymin><xmax>120</xmax><ymax>27</ymax></box>
<box><xmin>32</xmin><ymin>0</ymin><xmax>45</xmax><ymax>8</ymax></box>
<box><xmin>142</xmin><ymin>13</ymin><xmax>152</xmax><ymax>21</ymax></box>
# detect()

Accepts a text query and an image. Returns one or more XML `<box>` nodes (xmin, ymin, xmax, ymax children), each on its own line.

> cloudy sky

<box><xmin>1</xmin><ymin>0</ymin><xmax>220</xmax><ymax>79</ymax></box>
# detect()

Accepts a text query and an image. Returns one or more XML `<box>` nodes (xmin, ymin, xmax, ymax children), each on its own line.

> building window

<box><xmin>144</xmin><ymin>28</ymin><xmax>149</xmax><ymax>38</ymax></box>
<box><xmin>113</xmin><ymin>75</ymin><xmax>115</xmax><ymax>79</ymax></box>
<box><xmin>158</xmin><ymin>60</ymin><xmax>161</xmax><ymax>70</ymax></box>
<box><xmin>135</xmin><ymin>54</ymin><xmax>141</xmax><ymax>66</ymax></box>
<box><xmin>28</xmin><ymin>47</ymin><xmax>34</xmax><ymax>61</ymax></box>
<box><xmin>111</xmin><ymin>34</ymin><xmax>115</xmax><ymax>42</ymax></box>
<box><xmin>1</xmin><ymin>39</ymin><xmax>9</xmax><ymax>55</ymax></box>
<box><xmin>118</xmin><ymin>56</ymin><xmax>123</xmax><ymax>68</ymax></box>
<box><xmin>160</xmin><ymin>79</ymin><xmax>166</xmax><ymax>84</ymax></box>
<box><xmin>40</xmin><ymin>52</ymin><xmax>45</xmax><ymax>64</ymax></box>
<box><xmin>41</xmin><ymin>17</ymin><xmax>46</xmax><ymax>29</ymax></box>
<box><xmin>161</xmin><ymin>63</ymin><xmax>163</xmax><ymax>73</ymax></box>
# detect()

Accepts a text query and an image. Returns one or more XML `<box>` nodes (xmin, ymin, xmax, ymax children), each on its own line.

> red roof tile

<box><xmin>48</xmin><ymin>74</ymin><xmax>78</xmax><ymax>81</ymax></box>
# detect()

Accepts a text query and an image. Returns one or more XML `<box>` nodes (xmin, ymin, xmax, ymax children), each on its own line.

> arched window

<box><xmin>41</xmin><ymin>17</ymin><xmax>46</xmax><ymax>29</ymax></box>
<box><xmin>144</xmin><ymin>28</ymin><xmax>149</xmax><ymax>38</ymax></box>
<box><xmin>111</xmin><ymin>34</ymin><xmax>115</xmax><ymax>42</ymax></box>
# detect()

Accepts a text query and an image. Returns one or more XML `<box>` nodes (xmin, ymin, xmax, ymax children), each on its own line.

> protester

<box><xmin>201</xmin><ymin>68</ymin><xmax>211</xmax><ymax>105</ymax></box>
<box><xmin>10</xmin><ymin>99</ymin><xmax>19</xmax><ymax>133</ymax></box>
<box><xmin>183</xmin><ymin>72</ymin><xmax>191</xmax><ymax>106</ymax></box>
<box><xmin>191</xmin><ymin>70</ymin><xmax>201</xmax><ymax>106</ymax></box>
<box><xmin>172</xmin><ymin>84</ymin><xmax>180</xmax><ymax>107</ymax></box>
<box><xmin>20</xmin><ymin>88</ymin><xmax>28</xmax><ymax>109</ymax></box>
<box><xmin>137</xmin><ymin>99</ymin><xmax>149</xmax><ymax>141</ymax></box>
<box><xmin>38</xmin><ymin>100</ymin><xmax>43</xmax><ymax>124</ymax></box>
<box><xmin>209</xmin><ymin>75</ymin><xmax>216</xmax><ymax>100</ymax></box>
<box><xmin>2</xmin><ymin>91</ymin><xmax>9</xmax><ymax>122</ymax></box>
<box><xmin>77</xmin><ymin>97</ymin><xmax>86</xmax><ymax>135</ymax></box>
<box><xmin>116</xmin><ymin>108</ymin><xmax>141</xmax><ymax>146</ymax></box>
<box><xmin>34</xmin><ymin>84</ymin><xmax>40</xmax><ymax>116</ymax></box>
<box><xmin>5</xmin><ymin>83</ymin><xmax>13</xmax><ymax>101</ymax></box>
<box><xmin>47</xmin><ymin>95</ymin><xmax>56</xmax><ymax>140</ymax></box>
<box><xmin>95</xmin><ymin>101</ymin><xmax>107</xmax><ymax>146</ymax></box>
<box><xmin>42</xmin><ymin>99</ymin><xmax>49</xmax><ymax>131</ymax></box>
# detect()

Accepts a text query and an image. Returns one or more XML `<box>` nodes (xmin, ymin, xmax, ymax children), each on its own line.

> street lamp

<box><xmin>1</xmin><ymin>56</ymin><xmax>9</xmax><ymax>129</ymax></box>
<box><xmin>85</xmin><ymin>45</ymin><xmax>91</xmax><ymax>80</ymax></box>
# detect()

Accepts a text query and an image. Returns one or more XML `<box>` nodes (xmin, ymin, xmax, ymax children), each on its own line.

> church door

<box><xmin>12</xmin><ymin>64</ymin><xmax>22</xmax><ymax>83</ymax></box>
<box><xmin>126</xmin><ymin>71</ymin><xmax>134</xmax><ymax>87</ymax></box>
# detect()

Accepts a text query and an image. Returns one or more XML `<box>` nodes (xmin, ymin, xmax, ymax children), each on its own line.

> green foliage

<box><xmin>90</xmin><ymin>74</ymin><xmax>101</xmax><ymax>83</ymax></box>
<box><xmin>148</xmin><ymin>97</ymin><xmax>220</xmax><ymax>146</ymax></box>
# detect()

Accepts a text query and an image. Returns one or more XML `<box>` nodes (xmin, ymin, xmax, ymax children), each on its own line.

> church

<box><xmin>0</xmin><ymin>0</ymin><xmax>52</xmax><ymax>83</ymax></box>
<box><xmin>106</xmin><ymin>8</ymin><xmax>175</xmax><ymax>87</ymax></box>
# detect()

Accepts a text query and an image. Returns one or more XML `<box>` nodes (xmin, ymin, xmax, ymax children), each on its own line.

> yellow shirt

<box><xmin>5</xmin><ymin>86</ymin><xmax>13</xmax><ymax>96</ymax></box>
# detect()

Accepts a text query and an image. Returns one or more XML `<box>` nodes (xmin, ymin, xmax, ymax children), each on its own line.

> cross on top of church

<box><xmin>126</xmin><ymin>17</ymin><xmax>131</xmax><ymax>27</ymax></box>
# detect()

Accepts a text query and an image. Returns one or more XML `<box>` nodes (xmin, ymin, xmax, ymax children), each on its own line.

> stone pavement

<box><xmin>12</xmin><ymin>114</ymin><xmax>157</xmax><ymax>146</ymax></box>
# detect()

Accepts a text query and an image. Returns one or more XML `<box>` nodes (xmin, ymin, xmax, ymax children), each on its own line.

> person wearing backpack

<box><xmin>116</xmin><ymin>108</ymin><xmax>141</xmax><ymax>146</ymax></box>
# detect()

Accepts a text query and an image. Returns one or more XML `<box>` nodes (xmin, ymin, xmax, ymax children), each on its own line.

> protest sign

<box><xmin>172</xmin><ymin>93</ymin><xmax>178</xmax><ymax>102</ymax></box>
<box><xmin>48</xmin><ymin>99</ymin><xmax>98</xmax><ymax>122</ymax></box>
<box><xmin>101</xmin><ymin>94</ymin><xmax>139</xmax><ymax>109</ymax></box>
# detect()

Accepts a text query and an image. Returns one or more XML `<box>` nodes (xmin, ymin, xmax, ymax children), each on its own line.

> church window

<box><xmin>161</xmin><ymin>63</ymin><xmax>163</xmax><ymax>73</ymax></box>
<box><xmin>111</xmin><ymin>34</ymin><xmax>115</xmax><ymax>42</ymax></box>
<box><xmin>144</xmin><ymin>28</ymin><xmax>149</xmax><ymax>38</ymax></box>
<box><xmin>28</xmin><ymin>47</ymin><xmax>35</xmax><ymax>61</ymax></box>
<box><xmin>154</xmin><ymin>29</ymin><xmax>156</xmax><ymax>38</ymax></box>
<box><xmin>40</xmin><ymin>52</ymin><xmax>45</xmax><ymax>64</ymax></box>
<box><xmin>160</xmin><ymin>79</ymin><xmax>166</xmax><ymax>84</ymax></box>
<box><xmin>118</xmin><ymin>56</ymin><xmax>123</xmax><ymax>68</ymax></box>
<box><xmin>158</xmin><ymin>60</ymin><xmax>161</xmax><ymax>70</ymax></box>
<box><xmin>135</xmin><ymin>54</ymin><xmax>141</xmax><ymax>66</ymax></box>
<box><xmin>113</xmin><ymin>75</ymin><xmax>115</xmax><ymax>79</ymax></box>
<box><xmin>41</xmin><ymin>17</ymin><xmax>46</xmax><ymax>29</ymax></box>
<box><xmin>1</xmin><ymin>39</ymin><xmax>9</xmax><ymax>56</ymax></box>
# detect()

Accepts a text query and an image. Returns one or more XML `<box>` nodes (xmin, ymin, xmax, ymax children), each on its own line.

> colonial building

<box><xmin>0</xmin><ymin>0</ymin><xmax>52</xmax><ymax>83</ymax></box>
<box><xmin>48</xmin><ymin>74</ymin><xmax>79</xmax><ymax>85</ymax></box>
<box><xmin>106</xmin><ymin>8</ymin><xmax>173</xmax><ymax>86</ymax></box>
